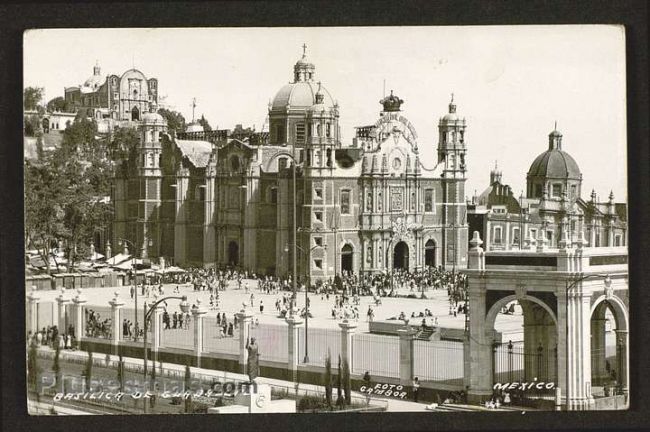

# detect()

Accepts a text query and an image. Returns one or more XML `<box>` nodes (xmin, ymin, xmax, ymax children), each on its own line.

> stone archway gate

<box><xmin>463</xmin><ymin>231</ymin><xmax>628</xmax><ymax>410</ymax></box>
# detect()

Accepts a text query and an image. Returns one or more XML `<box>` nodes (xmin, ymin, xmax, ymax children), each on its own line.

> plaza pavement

<box><xmin>34</xmin><ymin>278</ymin><xmax>523</xmax><ymax>335</ymax></box>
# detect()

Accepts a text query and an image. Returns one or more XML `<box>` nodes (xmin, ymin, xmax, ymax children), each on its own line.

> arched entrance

<box><xmin>393</xmin><ymin>241</ymin><xmax>409</xmax><ymax>270</ymax></box>
<box><xmin>341</xmin><ymin>244</ymin><xmax>353</xmax><ymax>274</ymax></box>
<box><xmin>131</xmin><ymin>106</ymin><xmax>140</xmax><ymax>121</ymax></box>
<box><xmin>425</xmin><ymin>239</ymin><xmax>437</xmax><ymax>267</ymax></box>
<box><xmin>42</xmin><ymin>117</ymin><xmax>50</xmax><ymax>133</ymax></box>
<box><xmin>590</xmin><ymin>297</ymin><xmax>628</xmax><ymax>397</ymax></box>
<box><xmin>228</xmin><ymin>241</ymin><xmax>239</xmax><ymax>266</ymax></box>
<box><xmin>488</xmin><ymin>295</ymin><xmax>558</xmax><ymax>403</ymax></box>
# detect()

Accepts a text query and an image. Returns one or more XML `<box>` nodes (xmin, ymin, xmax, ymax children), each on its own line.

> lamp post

<box><xmin>285</xmin><ymin>242</ymin><xmax>326</xmax><ymax>363</ymax></box>
<box><xmin>118</xmin><ymin>237</ymin><xmax>139</xmax><ymax>341</ymax></box>
<box><xmin>142</xmin><ymin>294</ymin><xmax>190</xmax><ymax>414</ymax></box>
<box><xmin>564</xmin><ymin>273</ymin><xmax>611</xmax><ymax>410</ymax></box>
<box><xmin>519</xmin><ymin>192</ymin><xmax>524</xmax><ymax>250</ymax></box>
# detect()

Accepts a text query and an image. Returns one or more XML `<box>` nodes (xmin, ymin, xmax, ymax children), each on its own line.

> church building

<box><xmin>112</xmin><ymin>49</ymin><xmax>469</xmax><ymax>281</ymax></box>
<box><xmin>467</xmin><ymin>128</ymin><xmax>627</xmax><ymax>251</ymax></box>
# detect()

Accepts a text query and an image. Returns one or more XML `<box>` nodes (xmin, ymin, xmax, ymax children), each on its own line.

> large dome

<box><xmin>270</xmin><ymin>81</ymin><xmax>335</xmax><ymax>111</ymax></box>
<box><xmin>83</xmin><ymin>74</ymin><xmax>105</xmax><ymax>89</ymax></box>
<box><xmin>527</xmin><ymin>147</ymin><xmax>581</xmax><ymax>179</ymax></box>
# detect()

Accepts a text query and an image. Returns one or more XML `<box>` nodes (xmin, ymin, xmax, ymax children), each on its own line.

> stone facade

<box><xmin>467</xmin><ymin>131</ymin><xmax>627</xmax><ymax>252</ymax></box>
<box><xmin>113</xmin><ymin>50</ymin><xmax>468</xmax><ymax>281</ymax></box>
<box><xmin>64</xmin><ymin>62</ymin><xmax>158</xmax><ymax>122</ymax></box>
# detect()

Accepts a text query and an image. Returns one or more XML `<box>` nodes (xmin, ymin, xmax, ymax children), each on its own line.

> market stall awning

<box><xmin>107</xmin><ymin>253</ymin><xmax>131</xmax><ymax>266</ymax></box>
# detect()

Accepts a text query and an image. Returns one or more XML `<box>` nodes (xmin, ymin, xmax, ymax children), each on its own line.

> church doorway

<box><xmin>393</xmin><ymin>241</ymin><xmax>409</xmax><ymax>270</ymax></box>
<box><xmin>228</xmin><ymin>241</ymin><xmax>239</xmax><ymax>266</ymax></box>
<box><xmin>341</xmin><ymin>244</ymin><xmax>353</xmax><ymax>274</ymax></box>
<box><xmin>425</xmin><ymin>239</ymin><xmax>437</xmax><ymax>268</ymax></box>
<box><xmin>131</xmin><ymin>106</ymin><xmax>140</xmax><ymax>121</ymax></box>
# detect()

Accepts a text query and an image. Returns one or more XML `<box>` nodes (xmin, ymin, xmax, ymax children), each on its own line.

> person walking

<box><xmin>412</xmin><ymin>377</ymin><xmax>420</xmax><ymax>402</ymax></box>
<box><xmin>259</xmin><ymin>300</ymin><xmax>264</xmax><ymax>314</ymax></box>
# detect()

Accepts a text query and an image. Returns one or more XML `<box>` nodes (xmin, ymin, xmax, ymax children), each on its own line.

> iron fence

<box><xmin>298</xmin><ymin>327</ymin><xmax>342</xmax><ymax>367</ymax></box>
<box><xmin>202</xmin><ymin>317</ymin><xmax>240</xmax><ymax>355</ymax></box>
<box><xmin>413</xmin><ymin>339</ymin><xmax>464</xmax><ymax>385</ymax></box>
<box><xmin>351</xmin><ymin>333</ymin><xmax>400</xmax><ymax>378</ymax></box>
<box><xmin>250</xmin><ymin>323</ymin><xmax>288</xmax><ymax>363</ymax></box>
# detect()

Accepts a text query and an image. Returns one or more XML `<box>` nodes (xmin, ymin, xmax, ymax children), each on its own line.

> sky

<box><xmin>24</xmin><ymin>26</ymin><xmax>627</xmax><ymax>201</ymax></box>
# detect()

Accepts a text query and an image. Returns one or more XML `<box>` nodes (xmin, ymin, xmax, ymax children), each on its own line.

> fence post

<box><xmin>26</xmin><ymin>286</ymin><xmax>40</xmax><ymax>335</ymax></box>
<box><xmin>398</xmin><ymin>327</ymin><xmax>417</xmax><ymax>386</ymax></box>
<box><xmin>285</xmin><ymin>314</ymin><xmax>303</xmax><ymax>378</ymax></box>
<box><xmin>338</xmin><ymin>319</ymin><xmax>357</xmax><ymax>373</ymax></box>
<box><xmin>56</xmin><ymin>288</ymin><xmax>70</xmax><ymax>336</ymax></box>
<box><xmin>192</xmin><ymin>299</ymin><xmax>207</xmax><ymax>368</ymax></box>
<box><xmin>71</xmin><ymin>288</ymin><xmax>87</xmax><ymax>344</ymax></box>
<box><xmin>109</xmin><ymin>291</ymin><xmax>125</xmax><ymax>355</ymax></box>
<box><xmin>236</xmin><ymin>307</ymin><xmax>254</xmax><ymax>374</ymax></box>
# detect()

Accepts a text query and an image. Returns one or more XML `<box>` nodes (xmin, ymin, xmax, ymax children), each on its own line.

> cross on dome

<box><xmin>302</xmin><ymin>43</ymin><xmax>307</xmax><ymax>58</ymax></box>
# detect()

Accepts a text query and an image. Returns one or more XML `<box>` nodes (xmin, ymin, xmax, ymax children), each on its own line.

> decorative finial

<box><xmin>609</xmin><ymin>190</ymin><xmax>614</xmax><ymax>201</ymax></box>
<box><xmin>302</xmin><ymin>43</ymin><xmax>307</xmax><ymax>58</ymax></box>
<box><xmin>554</xmin><ymin>120</ymin><xmax>557</xmax><ymax>131</ymax></box>
<box><xmin>451</xmin><ymin>92</ymin><xmax>454</xmax><ymax>103</ymax></box>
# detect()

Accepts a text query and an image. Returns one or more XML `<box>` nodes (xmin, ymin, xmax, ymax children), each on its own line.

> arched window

<box><xmin>317</xmin><ymin>124</ymin><xmax>322</xmax><ymax>137</ymax></box>
<box><xmin>326</xmin><ymin>123</ymin><xmax>331</xmax><ymax>138</ymax></box>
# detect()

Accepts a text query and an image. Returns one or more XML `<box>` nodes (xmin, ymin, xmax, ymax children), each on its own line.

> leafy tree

<box><xmin>24</xmin><ymin>114</ymin><xmax>42</xmax><ymax>137</ymax></box>
<box><xmin>342</xmin><ymin>358</ymin><xmax>351</xmax><ymax>405</ymax></box>
<box><xmin>158</xmin><ymin>108</ymin><xmax>186</xmax><ymax>133</ymax></box>
<box><xmin>27</xmin><ymin>341</ymin><xmax>42</xmax><ymax>392</ymax></box>
<box><xmin>184</xmin><ymin>364</ymin><xmax>193</xmax><ymax>413</ymax></box>
<box><xmin>116</xmin><ymin>354</ymin><xmax>125</xmax><ymax>392</ymax></box>
<box><xmin>46</xmin><ymin>96</ymin><xmax>73</xmax><ymax>113</ymax></box>
<box><xmin>83</xmin><ymin>349</ymin><xmax>93</xmax><ymax>391</ymax></box>
<box><xmin>24</xmin><ymin>87</ymin><xmax>44</xmax><ymax>111</ymax></box>
<box><xmin>197</xmin><ymin>114</ymin><xmax>212</xmax><ymax>131</ymax></box>
<box><xmin>52</xmin><ymin>342</ymin><xmax>61</xmax><ymax>389</ymax></box>
<box><xmin>336</xmin><ymin>355</ymin><xmax>344</xmax><ymax>408</ymax></box>
<box><xmin>324</xmin><ymin>350</ymin><xmax>332</xmax><ymax>408</ymax></box>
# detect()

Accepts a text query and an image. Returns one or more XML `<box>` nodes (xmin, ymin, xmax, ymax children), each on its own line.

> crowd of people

<box><xmin>29</xmin><ymin>325</ymin><xmax>75</xmax><ymax>350</ymax></box>
<box><xmin>85</xmin><ymin>308</ymin><xmax>112</xmax><ymax>339</ymax></box>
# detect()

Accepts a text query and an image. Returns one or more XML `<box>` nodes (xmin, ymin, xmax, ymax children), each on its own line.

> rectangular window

<box><xmin>269</xmin><ymin>188</ymin><xmax>278</xmax><ymax>204</ymax></box>
<box><xmin>513</xmin><ymin>228</ymin><xmax>520</xmax><ymax>244</ymax></box>
<box><xmin>314</xmin><ymin>211</ymin><xmax>323</xmax><ymax>222</ymax></box>
<box><xmin>494</xmin><ymin>226</ymin><xmax>502</xmax><ymax>244</ymax></box>
<box><xmin>314</xmin><ymin>259</ymin><xmax>323</xmax><ymax>270</ymax></box>
<box><xmin>534</xmin><ymin>184</ymin><xmax>543</xmax><ymax>198</ymax></box>
<box><xmin>424</xmin><ymin>189</ymin><xmax>434</xmax><ymax>212</ymax></box>
<box><xmin>296</xmin><ymin>123</ymin><xmax>306</xmax><ymax>143</ymax></box>
<box><xmin>571</xmin><ymin>184</ymin><xmax>577</xmax><ymax>199</ymax></box>
<box><xmin>615</xmin><ymin>235</ymin><xmax>621</xmax><ymax>247</ymax></box>
<box><xmin>530</xmin><ymin>228</ymin><xmax>537</xmax><ymax>240</ymax></box>
<box><xmin>278</xmin><ymin>157</ymin><xmax>288</xmax><ymax>171</ymax></box>
<box><xmin>314</xmin><ymin>237</ymin><xmax>323</xmax><ymax>247</ymax></box>
<box><xmin>552</xmin><ymin>184</ymin><xmax>562</xmax><ymax>197</ymax></box>
<box><xmin>340</xmin><ymin>190</ymin><xmax>351</xmax><ymax>215</ymax></box>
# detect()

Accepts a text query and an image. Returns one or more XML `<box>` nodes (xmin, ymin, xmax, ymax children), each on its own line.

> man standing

<box><xmin>412</xmin><ymin>376</ymin><xmax>420</xmax><ymax>402</ymax></box>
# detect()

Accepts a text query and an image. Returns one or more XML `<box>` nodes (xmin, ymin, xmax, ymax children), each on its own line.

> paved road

<box><xmin>33</xmin><ymin>280</ymin><xmax>524</xmax><ymax>335</ymax></box>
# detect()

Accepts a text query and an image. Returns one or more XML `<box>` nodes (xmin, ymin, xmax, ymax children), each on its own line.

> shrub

<box><xmin>298</xmin><ymin>394</ymin><xmax>326</xmax><ymax>412</ymax></box>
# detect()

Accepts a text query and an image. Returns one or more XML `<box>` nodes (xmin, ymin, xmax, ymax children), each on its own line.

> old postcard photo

<box><xmin>23</xmin><ymin>26</ymin><xmax>628</xmax><ymax>415</ymax></box>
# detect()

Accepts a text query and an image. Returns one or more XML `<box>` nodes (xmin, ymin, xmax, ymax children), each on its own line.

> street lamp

<box><xmin>118</xmin><ymin>237</ymin><xmax>139</xmax><ymax>341</ymax></box>
<box><xmin>284</xmin><ymin>242</ymin><xmax>326</xmax><ymax>363</ymax></box>
<box><xmin>564</xmin><ymin>273</ymin><xmax>611</xmax><ymax>410</ymax></box>
<box><xmin>142</xmin><ymin>294</ymin><xmax>190</xmax><ymax>414</ymax></box>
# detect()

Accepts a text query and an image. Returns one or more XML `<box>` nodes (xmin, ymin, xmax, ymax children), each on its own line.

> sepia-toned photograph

<box><xmin>22</xmin><ymin>26</ymin><xmax>628</xmax><ymax>415</ymax></box>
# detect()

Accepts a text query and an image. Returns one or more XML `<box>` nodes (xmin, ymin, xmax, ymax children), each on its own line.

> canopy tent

<box><xmin>106</xmin><ymin>253</ymin><xmax>131</xmax><ymax>266</ymax></box>
<box><xmin>87</xmin><ymin>251</ymin><xmax>105</xmax><ymax>261</ymax></box>
<box><xmin>157</xmin><ymin>265</ymin><xmax>187</xmax><ymax>274</ymax></box>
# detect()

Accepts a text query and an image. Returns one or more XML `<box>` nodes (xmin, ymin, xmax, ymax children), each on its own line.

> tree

<box><xmin>82</xmin><ymin>349</ymin><xmax>93</xmax><ymax>392</ymax></box>
<box><xmin>157</xmin><ymin>108</ymin><xmax>186</xmax><ymax>133</ymax></box>
<box><xmin>336</xmin><ymin>355</ymin><xmax>344</xmax><ymax>408</ymax></box>
<box><xmin>197</xmin><ymin>114</ymin><xmax>212</xmax><ymax>131</ymax></box>
<box><xmin>342</xmin><ymin>358</ymin><xmax>351</xmax><ymax>405</ymax></box>
<box><xmin>46</xmin><ymin>96</ymin><xmax>73</xmax><ymax>113</ymax></box>
<box><xmin>52</xmin><ymin>342</ymin><xmax>61</xmax><ymax>391</ymax></box>
<box><xmin>24</xmin><ymin>87</ymin><xmax>44</xmax><ymax>111</ymax></box>
<box><xmin>116</xmin><ymin>354</ymin><xmax>125</xmax><ymax>392</ymax></box>
<box><xmin>27</xmin><ymin>341</ymin><xmax>42</xmax><ymax>393</ymax></box>
<box><xmin>324</xmin><ymin>350</ymin><xmax>333</xmax><ymax>408</ymax></box>
<box><xmin>184</xmin><ymin>364</ymin><xmax>193</xmax><ymax>413</ymax></box>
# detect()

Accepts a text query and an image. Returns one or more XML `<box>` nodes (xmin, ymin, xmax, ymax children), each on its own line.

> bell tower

<box><xmin>437</xmin><ymin>94</ymin><xmax>467</xmax><ymax>178</ymax></box>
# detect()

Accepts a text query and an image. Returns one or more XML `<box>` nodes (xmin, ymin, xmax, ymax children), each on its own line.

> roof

<box><xmin>271</xmin><ymin>81</ymin><xmax>335</xmax><ymax>110</ymax></box>
<box><xmin>527</xmin><ymin>148</ymin><xmax>581</xmax><ymax>179</ymax></box>
<box><xmin>175</xmin><ymin>139</ymin><xmax>213</xmax><ymax>167</ymax></box>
